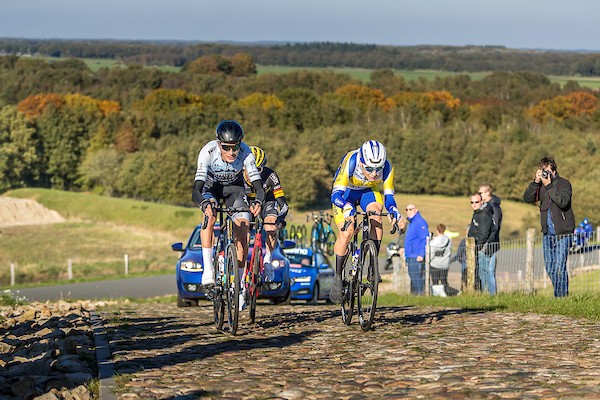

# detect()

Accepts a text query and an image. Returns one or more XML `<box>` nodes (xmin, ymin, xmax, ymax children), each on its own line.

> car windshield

<box><xmin>188</xmin><ymin>228</ymin><xmax>202</xmax><ymax>250</ymax></box>
<box><xmin>287</xmin><ymin>254</ymin><xmax>312</xmax><ymax>267</ymax></box>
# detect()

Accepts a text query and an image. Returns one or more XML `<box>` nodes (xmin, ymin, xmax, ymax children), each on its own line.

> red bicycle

<box><xmin>245</xmin><ymin>216</ymin><xmax>265</xmax><ymax>323</ymax></box>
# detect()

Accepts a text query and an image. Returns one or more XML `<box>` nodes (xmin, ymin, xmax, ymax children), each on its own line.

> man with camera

<box><xmin>523</xmin><ymin>157</ymin><xmax>575</xmax><ymax>297</ymax></box>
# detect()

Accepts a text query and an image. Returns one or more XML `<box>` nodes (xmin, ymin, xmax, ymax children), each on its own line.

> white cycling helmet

<box><xmin>359</xmin><ymin>140</ymin><xmax>386</xmax><ymax>169</ymax></box>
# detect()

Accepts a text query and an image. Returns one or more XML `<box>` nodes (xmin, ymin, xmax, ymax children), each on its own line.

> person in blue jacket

<box><xmin>403</xmin><ymin>204</ymin><xmax>429</xmax><ymax>295</ymax></box>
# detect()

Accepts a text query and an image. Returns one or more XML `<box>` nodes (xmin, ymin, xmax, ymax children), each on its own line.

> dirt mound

<box><xmin>0</xmin><ymin>196</ymin><xmax>65</xmax><ymax>227</ymax></box>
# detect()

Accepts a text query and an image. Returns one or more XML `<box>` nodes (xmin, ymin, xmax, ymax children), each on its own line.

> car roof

<box><xmin>283</xmin><ymin>246</ymin><xmax>314</xmax><ymax>257</ymax></box>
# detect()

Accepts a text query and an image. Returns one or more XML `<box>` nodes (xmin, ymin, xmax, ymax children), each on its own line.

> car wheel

<box><xmin>177</xmin><ymin>292</ymin><xmax>190</xmax><ymax>307</ymax></box>
<box><xmin>307</xmin><ymin>282</ymin><xmax>319</xmax><ymax>305</ymax></box>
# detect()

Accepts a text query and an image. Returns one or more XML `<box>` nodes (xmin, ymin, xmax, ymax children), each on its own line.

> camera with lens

<box><xmin>541</xmin><ymin>170</ymin><xmax>550</xmax><ymax>179</ymax></box>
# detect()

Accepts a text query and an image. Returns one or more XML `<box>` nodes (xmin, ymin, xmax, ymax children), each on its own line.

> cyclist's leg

<box><xmin>360</xmin><ymin>190</ymin><xmax>383</xmax><ymax>252</ymax></box>
<box><xmin>330</xmin><ymin>190</ymin><xmax>359</xmax><ymax>304</ymax></box>
<box><xmin>201</xmin><ymin>184</ymin><xmax>223</xmax><ymax>286</ymax></box>
<box><xmin>262</xmin><ymin>202</ymin><xmax>278</xmax><ymax>281</ymax></box>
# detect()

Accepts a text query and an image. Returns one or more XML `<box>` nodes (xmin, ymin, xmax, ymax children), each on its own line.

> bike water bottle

<box><xmin>218</xmin><ymin>251</ymin><xmax>225</xmax><ymax>275</ymax></box>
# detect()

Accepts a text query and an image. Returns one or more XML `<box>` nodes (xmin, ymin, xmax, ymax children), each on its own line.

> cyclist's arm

<box><xmin>267</xmin><ymin>169</ymin><xmax>289</xmax><ymax>218</ymax></box>
<box><xmin>251</xmin><ymin>179</ymin><xmax>266</xmax><ymax>203</ymax></box>
<box><xmin>331</xmin><ymin>153</ymin><xmax>351</xmax><ymax>208</ymax></box>
<box><xmin>192</xmin><ymin>144</ymin><xmax>211</xmax><ymax>205</ymax></box>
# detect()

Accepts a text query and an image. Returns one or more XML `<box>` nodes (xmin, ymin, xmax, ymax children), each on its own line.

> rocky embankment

<box><xmin>0</xmin><ymin>300</ymin><xmax>105</xmax><ymax>400</ymax></box>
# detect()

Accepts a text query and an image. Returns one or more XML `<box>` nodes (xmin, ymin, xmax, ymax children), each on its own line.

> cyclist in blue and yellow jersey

<box><xmin>329</xmin><ymin>140</ymin><xmax>404</xmax><ymax>303</ymax></box>
<box><xmin>243</xmin><ymin>146</ymin><xmax>289</xmax><ymax>281</ymax></box>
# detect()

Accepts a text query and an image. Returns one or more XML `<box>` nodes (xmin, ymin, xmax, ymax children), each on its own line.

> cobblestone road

<box><xmin>101</xmin><ymin>302</ymin><xmax>600</xmax><ymax>399</ymax></box>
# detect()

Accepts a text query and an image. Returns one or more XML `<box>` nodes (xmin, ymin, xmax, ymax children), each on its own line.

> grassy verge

<box><xmin>378</xmin><ymin>292</ymin><xmax>600</xmax><ymax>321</ymax></box>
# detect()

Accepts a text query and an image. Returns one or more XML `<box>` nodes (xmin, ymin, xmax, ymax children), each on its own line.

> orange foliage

<box><xmin>527</xmin><ymin>91</ymin><xmax>598</xmax><ymax>123</ymax></box>
<box><xmin>17</xmin><ymin>93</ymin><xmax>65</xmax><ymax>118</ymax></box>
<box><xmin>335</xmin><ymin>84</ymin><xmax>393</xmax><ymax>111</ymax></box>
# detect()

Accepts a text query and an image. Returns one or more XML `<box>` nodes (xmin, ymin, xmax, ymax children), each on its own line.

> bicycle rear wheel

<box><xmin>357</xmin><ymin>240</ymin><xmax>379</xmax><ymax>331</ymax></box>
<box><xmin>340</xmin><ymin>245</ymin><xmax>356</xmax><ymax>326</ymax></box>
<box><xmin>225</xmin><ymin>244</ymin><xmax>240</xmax><ymax>335</ymax></box>
<box><xmin>325</xmin><ymin>230</ymin><xmax>336</xmax><ymax>256</ymax></box>
<box><xmin>213</xmin><ymin>246</ymin><xmax>225</xmax><ymax>330</ymax></box>
<box><xmin>249</xmin><ymin>245</ymin><xmax>262</xmax><ymax>323</ymax></box>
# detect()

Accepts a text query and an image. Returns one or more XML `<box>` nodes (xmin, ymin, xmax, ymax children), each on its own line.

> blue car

<box><xmin>284</xmin><ymin>246</ymin><xmax>334</xmax><ymax>304</ymax></box>
<box><xmin>172</xmin><ymin>224</ymin><xmax>293</xmax><ymax>307</ymax></box>
<box><xmin>171</xmin><ymin>224</ymin><xmax>209</xmax><ymax>307</ymax></box>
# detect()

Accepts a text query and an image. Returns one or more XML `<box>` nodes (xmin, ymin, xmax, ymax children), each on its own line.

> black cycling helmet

<box><xmin>216</xmin><ymin>120</ymin><xmax>244</xmax><ymax>142</ymax></box>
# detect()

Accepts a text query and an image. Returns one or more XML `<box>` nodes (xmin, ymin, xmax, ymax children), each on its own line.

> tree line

<box><xmin>2</xmin><ymin>38</ymin><xmax>600</xmax><ymax>76</ymax></box>
<box><xmin>0</xmin><ymin>54</ymin><xmax>598</xmax><ymax>232</ymax></box>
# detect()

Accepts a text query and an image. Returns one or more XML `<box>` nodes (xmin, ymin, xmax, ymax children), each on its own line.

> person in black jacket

<box><xmin>467</xmin><ymin>193</ymin><xmax>494</xmax><ymax>293</ymax></box>
<box><xmin>479</xmin><ymin>183</ymin><xmax>501</xmax><ymax>294</ymax></box>
<box><xmin>523</xmin><ymin>157</ymin><xmax>575</xmax><ymax>297</ymax></box>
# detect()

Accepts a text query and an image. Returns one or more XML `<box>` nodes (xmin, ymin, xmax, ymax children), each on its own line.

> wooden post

<box><xmin>525</xmin><ymin>228</ymin><xmax>535</xmax><ymax>294</ymax></box>
<box><xmin>465</xmin><ymin>237</ymin><xmax>476</xmax><ymax>294</ymax></box>
<box><xmin>124</xmin><ymin>254</ymin><xmax>129</xmax><ymax>275</ymax></box>
<box><xmin>68</xmin><ymin>259</ymin><xmax>73</xmax><ymax>280</ymax></box>
<box><xmin>10</xmin><ymin>263</ymin><xmax>15</xmax><ymax>286</ymax></box>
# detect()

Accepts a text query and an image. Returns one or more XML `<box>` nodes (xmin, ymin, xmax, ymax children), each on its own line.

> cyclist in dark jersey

<box><xmin>192</xmin><ymin>120</ymin><xmax>265</xmax><ymax>289</ymax></box>
<box><xmin>244</xmin><ymin>146</ymin><xmax>289</xmax><ymax>281</ymax></box>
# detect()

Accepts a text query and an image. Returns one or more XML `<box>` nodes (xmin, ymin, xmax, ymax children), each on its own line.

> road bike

<box><xmin>203</xmin><ymin>206</ymin><xmax>249</xmax><ymax>335</ymax></box>
<box><xmin>340</xmin><ymin>211</ymin><xmax>397</xmax><ymax>331</ymax></box>
<box><xmin>308</xmin><ymin>211</ymin><xmax>336</xmax><ymax>255</ymax></box>
<box><xmin>246</xmin><ymin>216</ymin><xmax>268</xmax><ymax>323</ymax></box>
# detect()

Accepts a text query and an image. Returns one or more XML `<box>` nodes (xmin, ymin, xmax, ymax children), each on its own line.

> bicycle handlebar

<box><xmin>201</xmin><ymin>206</ymin><xmax>252</xmax><ymax>229</ymax></box>
<box><xmin>340</xmin><ymin>211</ymin><xmax>399</xmax><ymax>234</ymax></box>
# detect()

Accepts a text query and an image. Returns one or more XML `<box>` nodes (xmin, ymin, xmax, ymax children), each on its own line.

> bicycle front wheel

<box><xmin>249</xmin><ymin>246</ymin><xmax>262</xmax><ymax>323</ymax></box>
<box><xmin>213</xmin><ymin>245</ymin><xmax>225</xmax><ymax>330</ymax></box>
<box><xmin>225</xmin><ymin>244</ymin><xmax>240</xmax><ymax>335</ymax></box>
<box><xmin>357</xmin><ymin>240</ymin><xmax>379</xmax><ymax>331</ymax></box>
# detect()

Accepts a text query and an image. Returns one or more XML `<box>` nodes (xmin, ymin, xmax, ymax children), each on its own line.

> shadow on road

<box><xmin>375</xmin><ymin>306</ymin><xmax>485</xmax><ymax>327</ymax></box>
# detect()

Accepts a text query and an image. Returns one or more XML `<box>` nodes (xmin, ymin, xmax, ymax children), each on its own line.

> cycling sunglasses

<box><xmin>364</xmin><ymin>166</ymin><xmax>383</xmax><ymax>173</ymax></box>
<box><xmin>219</xmin><ymin>142</ymin><xmax>241</xmax><ymax>152</ymax></box>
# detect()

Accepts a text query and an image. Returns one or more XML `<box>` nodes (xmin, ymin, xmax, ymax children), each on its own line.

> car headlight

<box><xmin>293</xmin><ymin>276</ymin><xmax>312</xmax><ymax>283</ymax></box>
<box><xmin>272</xmin><ymin>260</ymin><xmax>282</xmax><ymax>268</ymax></box>
<box><xmin>181</xmin><ymin>261</ymin><xmax>203</xmax><ymax>272</ymax></box>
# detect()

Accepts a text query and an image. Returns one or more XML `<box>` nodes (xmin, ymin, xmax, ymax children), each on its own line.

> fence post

<box><xmin>10</xmin><ymin>263</ymin><xmax>15</xmax><ymax>286</ymax></box>
<box><xmin>124</xmin><ymin>254</ymin><xmax>129</xmax><ymax>275</ymax></box>
<box><xmin>68</xmin><ymin>259</ymin><xmax>73</xmax><ymax>280</ymax></box>
<box><xmin>465</xmin><ymin>237</ymin><xmax>476</xmax><ymax>294</ymax></box>
<box><xmin>525</xmin><ymin>228</ymin><xmax>535</xmax><ymax>294</ymax></box>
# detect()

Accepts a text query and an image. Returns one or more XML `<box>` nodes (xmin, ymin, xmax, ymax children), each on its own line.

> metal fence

<box><xmin>390</xmin><ymin>228</ymin><xmax>600</xmax><ymax>296</ymax></box>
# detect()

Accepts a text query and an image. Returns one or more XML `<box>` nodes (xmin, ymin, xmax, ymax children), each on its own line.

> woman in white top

<box><xmin>429</xmin><ymin>223</ymin><xmax>452</xmax><ymax>296</ymax></box>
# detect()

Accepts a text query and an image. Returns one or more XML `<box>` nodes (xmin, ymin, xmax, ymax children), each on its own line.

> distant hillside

<box><xmin>1</xmin><ymin>38</ymin><xmax>599</xmax><ymax>76</ymax></box>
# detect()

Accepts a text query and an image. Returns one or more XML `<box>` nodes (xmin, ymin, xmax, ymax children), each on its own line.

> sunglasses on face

<box><xmin>220</xmin><ymin>142</ymin><xmax>241</xmax><ymax>152</ymax></box>
<box><xmin>406</xmin><ymin>207</ymin><xmax>415</xmax><ymax>211</ymax></box>
<box><xmin>364</xmin><ymin>166</ymin><xmax>383</xmax><ymax>173</ymax></box>
<box><xmin>471</xmin><ymin>201</ymin><xmax>480</xmax><ymax>204</ymax></box>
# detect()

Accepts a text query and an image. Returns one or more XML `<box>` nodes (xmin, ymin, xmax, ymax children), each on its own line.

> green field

<box><xmin>0</xmin><ymin>188</ymin><xmax>538</xmax><ymax>287</ymax></box>
<box><xmin>63</xmin><ymin>56</ymin><xmax>600</xmax><ymax>89</ymax></box>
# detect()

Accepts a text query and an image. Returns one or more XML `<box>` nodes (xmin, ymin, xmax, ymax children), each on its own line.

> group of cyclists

<box><xmin>193</xmin><ymin>119</ymin><xmax>403</xmax><ymax>309</ymax></box>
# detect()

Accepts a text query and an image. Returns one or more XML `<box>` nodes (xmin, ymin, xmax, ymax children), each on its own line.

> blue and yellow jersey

<box><xmin>331</xmin><ymin>150</ymin><xmax>397</xmax><ymax>211</ymax></box>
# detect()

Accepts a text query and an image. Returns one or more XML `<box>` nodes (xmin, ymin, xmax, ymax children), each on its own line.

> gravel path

<box><xmin>100</xmin><ymin>302</ymin><xmax>600</xmax><ymax>399</ymax></box>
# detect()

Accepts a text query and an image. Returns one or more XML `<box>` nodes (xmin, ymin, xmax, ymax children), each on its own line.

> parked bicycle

<box><xmin>289</xmin><ymin>224</ymin><xmax>308</xmax><ymax>247</ymax></box>
<box><xmin>308</xmin><ymin>211</ymin><xmax>337</xmax><ymax>255</ymax></box>
<box><xmin>203</xmin><ymin>205</ymin><xmax>249</xmax><ymax>335</ymax></box>
<box><xmin>340</xmin><ymin>211</ymin><xmax>397</xmax><ymax>331</ymax></box>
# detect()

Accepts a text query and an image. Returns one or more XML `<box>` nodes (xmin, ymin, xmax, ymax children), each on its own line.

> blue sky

<box><xmin>1</xmin><ymin>0</ymin><xmax>598</xmax><ymax>51</ymax></box>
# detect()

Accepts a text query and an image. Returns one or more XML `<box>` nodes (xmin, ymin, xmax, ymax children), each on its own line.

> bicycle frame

<box><xmin>246</xmin><ymin>216</ymin><xmax>265</xmax><ymax>323</ymax></box>
<box><xmin>341</xmin><ymin>210</ymin><xmax>397</xmax><ymax>330</ymax></box>
<box><xmin>203</xmin><ymin>205</ymin><xmax>250</xmax><ymax>335</ymax></box>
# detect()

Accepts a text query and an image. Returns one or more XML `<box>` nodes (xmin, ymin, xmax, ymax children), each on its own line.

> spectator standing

<box><xmin>467</xmin><ymin>193</ymin><xmax>494</xmax><ymax>293</ymax></box>
<box><xmin>429</xmin><ymin>223</ymin><xmax>452</xmax><ymax>297</ymax></box>
<box><xmin>478</xmin><ymin>183</ymin><xmax>502</xmax><ymax>294</ymax></box>
<box><xmin>404</xmin><ymin>204</ymin><xmax>429</xmax><ymax>295</ymax></box>
<box><xmin>523</xmin><ymin>157</ymin><xmax>575</xmax><ymax>297</ymax></box>
<box><xmin>452</xmin><ymin>224</ymin><xmax>470</xmax><ymax>290</ymax></box>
